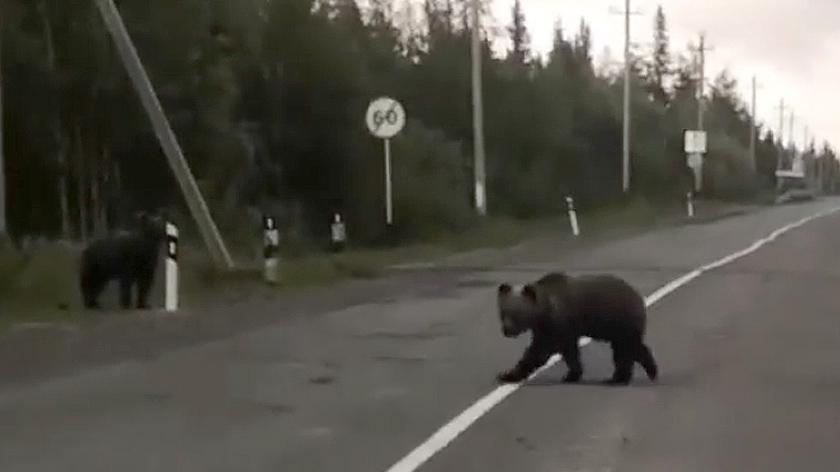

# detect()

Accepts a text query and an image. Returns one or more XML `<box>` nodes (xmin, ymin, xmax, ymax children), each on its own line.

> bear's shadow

<box><xmin>523</xmin><ymin>376</ymin><xmax>658</xmax><ymax>388</ymax></box>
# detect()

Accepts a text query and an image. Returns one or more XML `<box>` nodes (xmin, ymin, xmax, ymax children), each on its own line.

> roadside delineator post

<box><xmin>566</xmin><ymin>196</ymin><xmax>579</xmax><ymax>237</ymax></box>
<box><xmin>165</xmin><ymin>221</ymin><xmax>179</xmax><ymax>312</ymax></box>
<box><xmin>263</xmin><ymin>215</ymin><xmax>280</xmax><ymax>284</ymax></box>
<box><xmin>330</xmin><ymin>213</ymin><xmax>347</xmax><ymax>252</ymax></box>
<box><xmin>687</xmin><ymin>191</ymin><xmax>694</xmax><ymax>218</ymax></box>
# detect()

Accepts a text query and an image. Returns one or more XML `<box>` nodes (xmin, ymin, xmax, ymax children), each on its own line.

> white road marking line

<box><xmin>383</xmin><ymin>205</ymin><xmax>840</xmax><ymax>472</ymax></box>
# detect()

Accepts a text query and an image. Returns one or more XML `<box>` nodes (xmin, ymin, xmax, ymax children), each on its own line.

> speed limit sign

<box><xmin>364</xmin><ymin>96</ymin><xmax>406</xmax><ymax>227</ymax></box>
<box><xmin>365</xmin><ymin>97</ymin><xmax>406</xmax><ymax>139</ymax></box>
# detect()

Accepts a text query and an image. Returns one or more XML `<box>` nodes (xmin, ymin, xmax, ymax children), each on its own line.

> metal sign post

<box><xmin>365</xmin><ymin>97</ymin><xmax>406</xmax><ymax>228</ymax></box>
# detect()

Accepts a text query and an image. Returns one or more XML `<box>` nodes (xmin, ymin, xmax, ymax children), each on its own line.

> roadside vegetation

<box><xmin>1</xmin><ymin>1</ymin><xmax>835</xmax><ymax>319</ymax></box>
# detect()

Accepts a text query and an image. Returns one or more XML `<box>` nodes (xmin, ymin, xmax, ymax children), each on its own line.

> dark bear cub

<box><xmin>79</xmin><ymin>211</ymin><xmax>167</xmax><ymax>310</ymax></box>
<box><xmin>496</xmin><ymin>271</ymin><xmax>658</xmax><ymax>386</ymax></box>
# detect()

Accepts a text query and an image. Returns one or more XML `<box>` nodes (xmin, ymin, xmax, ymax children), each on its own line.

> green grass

<box><xmin>0</xmin><ymin>241</ymin><xmax>80</xmax><ymax>308</ymax></box>
<box><xmin>171</xmin><ymin>197</ymin><xmax>680</xmax><ymax>292</ymax></box>
<box><xmin>0</xmin><ymin>240</ymin><xmax>89</xmax><ymax>327</ymax></box>
<box><xmin>0</xmin><ymin>197</ymin><xmax>749</xmax><ymax>324</ymax></box>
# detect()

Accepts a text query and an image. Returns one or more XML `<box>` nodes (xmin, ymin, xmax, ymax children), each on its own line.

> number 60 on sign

<box><xmin>366</xmin><ymin>97</ymin><xmax>406</xmax><ymax>139</ymax></box>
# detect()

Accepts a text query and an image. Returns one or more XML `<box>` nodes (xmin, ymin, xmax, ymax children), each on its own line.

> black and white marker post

<box><xmin>330</xmin><ymin>213</ymin><xmax>347</xmax><ymax>252</ymax></box>
<box><xmin>686</xmin><ymin>191</ymin><xmax>694</xmax><ymax>218</ymax></box>
<box><xmin>365</xmin><ymin>96</ymin><xmax>406</xmax><ymax>243</ymax></box>
<box><xmin>263</xmin><ymin>216</ymin><xmax>279</xmax><ymax>284</ymax></box>
<box><xmin>165</xmin><ymin>221</ymin><xmax>179</xmax><ymax>312</ymax></box>
<box><xmin>566</xmin><ymin>195</ymin><xmax>579</xmax><ymax>237</ymax></box>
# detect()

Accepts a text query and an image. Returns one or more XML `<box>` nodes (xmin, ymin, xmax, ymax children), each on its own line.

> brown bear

<box><xmin>79</xmin><ymin>211</ymin><xmax>167</xmax><ymax>310</ymax></box>
<box><xmin>496</xmin><ymin>271</ymin><xmax>658</xmax><ymax>386</ymax></box>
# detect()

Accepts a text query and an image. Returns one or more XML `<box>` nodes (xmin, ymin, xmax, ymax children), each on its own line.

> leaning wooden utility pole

<box><xmin>93</xmin><ymin>0</ymin><xmax>233</xmax><ymax>269</ymax></box>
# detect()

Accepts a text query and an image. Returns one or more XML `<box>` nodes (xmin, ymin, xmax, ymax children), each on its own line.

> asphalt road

<box><xmin>2</xmin><ymin>198</ymin><xmax>840</xmax><ymax>472</ymax></box>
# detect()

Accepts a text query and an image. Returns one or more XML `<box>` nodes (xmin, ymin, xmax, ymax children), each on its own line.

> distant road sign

<box><xmin>684</xmin><ymin>130</ymin><xmax>707</xmax><ymax>154</ymax></box>
<box><xmin>364</xmin><ymin>96</ymin><xmax>406</xmax><ymax>226</ymax></box>
<box><xmin>365</xmin><ymin>97</ymin><xmax>406</xmax><ymax>139</ymax></box>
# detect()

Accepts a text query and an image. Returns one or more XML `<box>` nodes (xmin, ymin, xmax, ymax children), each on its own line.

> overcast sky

<box><xmin>486</xmin><ymin>0</ymin><xmax>840</xmax><ymax>150</ymax></box>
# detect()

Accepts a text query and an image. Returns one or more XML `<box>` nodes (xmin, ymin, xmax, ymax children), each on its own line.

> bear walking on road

<box><xmin>495</xmin><ymin>271</ymin><xmax>658</xmax><ymax>386</ymax></box>
<box><xmin>79</xmin><ymin>211</ymin><xmax>167</xmax><ymax>310</ymax></box>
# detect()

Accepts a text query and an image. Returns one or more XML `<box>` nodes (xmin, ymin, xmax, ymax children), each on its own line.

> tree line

<box><xmin>2</xmin><ymin>0</ymin><xmax>836</xmax><ymax>251</ymax></box>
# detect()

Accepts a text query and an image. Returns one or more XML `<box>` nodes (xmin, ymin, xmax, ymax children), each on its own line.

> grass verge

<box><xmin>180</xmin><ymin>197</ymin><xmax>671</xmax><ymax>290</ymax></box>
<box><xmin>0</xmin><ymin>197</ymin><xmax>756</xmax><ymax>325</ymax></box>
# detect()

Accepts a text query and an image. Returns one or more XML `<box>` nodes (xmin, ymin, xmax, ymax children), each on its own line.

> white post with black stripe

<box><xmin>263</xmin><ymin>216</ymin><xmax>279</xmax><ymax>284</ymax></box>
<box><xmin>566</xmin><ymin>195</ymin><xmax>579</xmax><ymax>237</ymax></box>
<box><xmin>165</xmin><ymin>221</ymin><xmax>179</xmax><ymax>312</ymax></box>
<box><xmin>330</xmin><ymin>213</ymin><xmax>347</xmax><ymax>252</ymax></box>
<box><xmin>686</xmin><ymin>191</ymin><xmax>694</xmax><ymax>218</ymax></box>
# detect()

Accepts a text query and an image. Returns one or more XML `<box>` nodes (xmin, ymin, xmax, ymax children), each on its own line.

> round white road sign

<box><xmin>365</xmin><ymin>97</ymin><xmax>406</xmax><ymax>139</ymax></box>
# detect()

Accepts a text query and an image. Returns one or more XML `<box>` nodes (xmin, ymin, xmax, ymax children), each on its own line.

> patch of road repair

<box><xmin>382</xmin><ymin>205</ymin><xmax>840</xmax><ymax>472</ymax></box>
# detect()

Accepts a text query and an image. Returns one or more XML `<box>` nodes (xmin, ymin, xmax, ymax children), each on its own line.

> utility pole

<box><xmin>609</xmin><ymin>2</ymin><xmax>641</xmax><ymax>193</ymax></box>
<box><xmin>0</xmin><ymin>19</ymin><xmax>6</xmax><ymax>238</ymax></box>
<box><xmin>818</xmin><ymin>143</ymin><xmax>824</xmax><ymax>193</ymax></box>
<box><xmin>770</xmin><ymin>99</ymin><xmax>785</xmax><ymax>190</ymax></box>
<box><xmin>777</xmin><ymin>98</ymin><xmax>785</xmax><ymax>146</ymax></box>
<box><xmin>749</xmin><ymin>76</ymin><xmax>758</xmax><ymax>172</ymax></box>
<box><xmin>622</xmin><ymin>0</ymin><xmax>630</xmax><ymax>193</ymax></box>
<box><xmin>803</xmin><ymin>125</ymin><xmax>809</xmax><ymax>152</ymax></box>
<box><xmin>94</xmin><ymin>0</ymin><xmax>233</xmax><ymax>269</ymax></box>
<box><xmin>695</xmin><ymin>33</ymin><xmax>713</xmax><ymax>131</ymax></box>
<box><xmin>804</xmin><ymin>125</ymin><xmax>820</xmax><ymax>191</ymax></box>
<box><xmin>774</xmin><ymin>99</ymin><xmax>788</xmax><ymax>173</ymax></box>
<box><xmin>689</xmin><ymin>32</ymin><xmax>712</xmax><ymax>194</ymax></box>
<box><xmin>805</xmin><ymin>125</ymin><xmax>815</xmax><ymax>188</ymax></box>
<box><xmin>788</xmin><ymin>111</ymin><xmax>795</xmax><ymax>150</ymax></box>
<box><xmin>470</xmin><ymin>0</ymin><xmax>486</xmax><ymax>216</ymax></box>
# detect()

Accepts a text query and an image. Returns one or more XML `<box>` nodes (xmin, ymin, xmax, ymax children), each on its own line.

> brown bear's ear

<box><xmin>497</xmin><ymin>283</ymin><xmax>512</xmax><ymax>295</ymax></box>
<box><xmin>522</xmin><ymin>284</ymin><xmax>538</xmax><ymax>302</ymax></box>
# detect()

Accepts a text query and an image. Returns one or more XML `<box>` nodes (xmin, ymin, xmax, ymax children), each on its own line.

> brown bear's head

<box><xmin>133</xmin><ymin>210</ymin><xmax>167</xmax><ymax>241</ymax></box>
<box><xmin>496</xmin><ymin>282</ymin><xmax>543</xmax><ymax>338</ymax></box>
<box><xmin>497</xmin><ymin>272</ymin><xmax>572</xmax><ymax>338</ymax></box>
